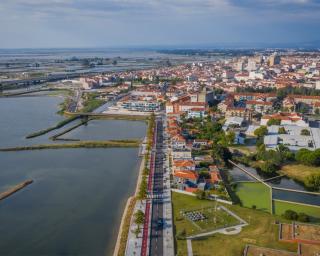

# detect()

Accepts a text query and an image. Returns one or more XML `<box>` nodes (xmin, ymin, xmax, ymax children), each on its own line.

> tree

<box><xmin>295</xmin><ymin>149</ymin><xmax>311</xmax><ymax>164</ymax></box>
<box><xmin>199</xmin><ymin>170</ymin><xmax>211</xmax><ymax>179</ymax></box>
<box><xmin>226</xmin><ymin>131</ymin><xmax>236</xmax><ymax>145</ymax></box>
<box><xmin>176</xmin><ymin>229</ymin><xmax>186</xmax><ymax>240</ymax></box>
<box><xmin>259</xmin><ymin>161</ymin><xmax>278</xmax><ymax>174</ymax></box>
<box><xmin>297</xmin><ymin>213</ymin><xmax>310</xmax><ymax>222</ymax></box>
<box><xmin>132</xmin><ymin>226</ymin><xmax>141</xmax><ymax>238</ymax></box>
<box><xmin>296</xmin><ymin>149</ymin><xmax>320</xmax><ymax>166</ymax></box>
<box><xmin>134</xmin><ymin>210</ymin><xmax>145</xmax><ymax>226</ymax></box>
<box><xmin>300</xmin><ymin>129</ymin><xmax>311</xmax><ymax>136</ymax></box>
<box><xmin>211</xmin><ymin>143</ymin><xmax>232</xmax><ymax>166</ymax></box>
<box><xmin>283</xmin><ymin>210</ymin><xmax>298</xmax><ymax>220</ymax></box>
<box><xmin>267</xmin><ymin>118</ymin><xmax>281</xmax><ymax>126</ymax></box>
<box><xmin>254</xmin><ymin>126</ymin><xmax>268</xmax><ymax>138</ymax></box>
<box><xmin>278</xmin><ymin>127</ymin><xmax>286</xmax><ymax>134</ymax></box>
<box><xmin>195</xmin><ymin>190</ymin><xmax>207</xmax><ymax>200</ymax></box>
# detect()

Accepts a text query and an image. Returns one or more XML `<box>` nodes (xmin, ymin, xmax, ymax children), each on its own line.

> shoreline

<box><xmin>113</xmin><ymin>140</ymin><xmax>146</xmax><ymax>256</ymax></box>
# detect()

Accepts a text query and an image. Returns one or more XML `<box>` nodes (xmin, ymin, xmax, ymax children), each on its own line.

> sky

<box><xmin>0</xmin><ymin>0</ymin><xmax>320</xmax><ymax>48</ymax></box>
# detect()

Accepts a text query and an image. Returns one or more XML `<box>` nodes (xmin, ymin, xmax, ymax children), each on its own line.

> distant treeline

<box><xmin>158</xmin><ymin>49</ymin><xmax>256</xmax><ymax>57</ymax></box>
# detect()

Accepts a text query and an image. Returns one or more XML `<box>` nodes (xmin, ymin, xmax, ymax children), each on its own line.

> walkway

<box><xmin>186</xmin><ymin>205</ymin><xmax>248</xmax><ymax>240</ymax></box>
<box><xmin>187</xmin><ymin>239</ymin><xmax>193</xmax><ymax>256</ymax></box>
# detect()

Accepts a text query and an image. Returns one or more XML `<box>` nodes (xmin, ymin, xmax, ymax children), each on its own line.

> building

<box><xmin>260</xmin><ymin>113</ymin><xmax>308</xmax><ymax>127</ymax></box>
<box><xmin>224</xmin><ymin>116</ymin><xmax>244</xmax><ymax>127</ymax></box>
<box><xmin>269</xmin><ymin>53</ymin><xmax>281</xmax><ymax>66</ymax></box>
<box><xmin>172</xmin><ymin>160</ymin><xmax>196</xmax><ymax>173</ymax></box>
<box><xmin>247</xmin><ymin>59</ymin><xmax>257</xmax><ymax>71</ymax></box>
<box><xmin>120</xmin><ymin>100</ymin><xmax>161</xmax><ymax>112</ymax></box>
<box><xmin>246</xmin><ymin>100</ymin><xmax>273</xmax><ymax>114</ymax></box>
<box><xmin>173</xmin><ymin>171</ymin><xmax>198</xmax><ymax>190</ymax></box>
<box><xmin>171</xmin><ymin>149</ymin><xmax>192</xmax><ymax>159</ymax></box>
<box><xmin>225</xmin><ymin>107</ymin><xmax>253</xmax><ymax>121</ymax></box>
<box><xmin>187</xmin><ymin>108</ymin><xmax>206</xmax><ymax>119</ymax></box>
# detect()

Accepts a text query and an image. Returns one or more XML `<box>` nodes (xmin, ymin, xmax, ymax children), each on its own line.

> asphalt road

<box><xmin>149</xmin><ymin>116</ymin><xmax>164</xmax><ymax>256</ymax></box>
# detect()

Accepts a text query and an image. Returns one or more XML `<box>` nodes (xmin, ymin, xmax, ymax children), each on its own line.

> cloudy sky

<box><xmin>0</xmin><ymin>0</ymin><xmax>319</xmax><ymax>48</ymax></box>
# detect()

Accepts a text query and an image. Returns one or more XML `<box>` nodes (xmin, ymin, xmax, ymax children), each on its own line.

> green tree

<box><xmin>134</xmin><ymin>210</ymin><xmax>145</xmax><ymax>226</ymax></box>
<box><xmin>283</xmin><ymin>210</ymin><xmax>298</xmax><ymax>220</ymax></box>
<box><xmin>297</xmin><ymin>213</ymin><xmax>310</xmax><ymax>222</ymax></box>
<box><xmin>254</xmin><ymin>126</ymin><xmax>268</xmax><ymax>138</ymax></box>
<box><xmin>278</xmin><ymin>127</ymin><xmax>286</xmax><ymax>134</ymax></box>
<box><xmin>133</xmin><ymin>226</ymin><xmax>141</xmax><ymax>238</ymax></box>
<box><xmin>211</xmin><ymin>143</ymin><xmax>232</xmax><ymax>166</ymax></box>
<box><xmin>176</xmin><ymin>229</ymin><xmax>186</xmax><ymax>240</ymax></box>
<box><xmin>259</xmin><ymin>161</ymin><xmax>278</xmax><ymax>174</ymax></box>
<box><xmin>300</xmin><ymin>129</ymin><xmax>310</xmax><ymax>136</ymax></box>
<box><xmin>199</xmin><ymin>170</ymin><xmax>210</xmax><ymax>179</ymax></box>
<box><xmin>226</xmin><ymin>131</ymin><xmax>236</xmax><ymax>145</ymax></box>
<box><xmin>195</xmin><ymin>190</ymin><xmax>207</xmax><ymax>200</ymax></box>
<box><xmin>267</xmin><ymin>118</ymin><xmax>281</xmax><ymax>126</ymax></box>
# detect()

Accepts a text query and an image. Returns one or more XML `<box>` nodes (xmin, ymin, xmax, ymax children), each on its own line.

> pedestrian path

<box><xmin>162</xmin><ymin>118</ymin><xmax>175</xmax><ymax>256</ymax></box>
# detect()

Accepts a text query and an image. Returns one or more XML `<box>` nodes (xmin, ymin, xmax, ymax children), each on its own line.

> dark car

<box><xmin>157</xmin><ymin>218</ymin><xmax>164</xmax><ymax>229</ymax></box>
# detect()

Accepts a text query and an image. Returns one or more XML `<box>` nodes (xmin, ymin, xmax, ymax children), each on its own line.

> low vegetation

<box><xmin>274</xmin><ymin>200</ymin><xmax>320</xmax><ymax>221</ymax></box>
<box><xmin>25</xmin><ymin>115</ymin><xmax>80</xmax><ymax>139</ymax></box>
<box><xmin>281</xmin><ymin>164</ymin><xmax>320</xmax><ymax>191</ymax></box>
<box><xmin>172</xmin><ymin>192</ymin><xmax>297</xmax><ymax>256</ymax></box>
<box><xmin>0</xmin><ymin>140</ymin><xmax>140</xmax><ymax>151</ymax></box>
<box><xmin>81</xmin><ymin>92</ymin><xmax>105</xmax><ymax>113</ymax></box>
<box><xmin>117</xmin><ymin>197</ymin><xmax>136</xmax><ymax>256</ymax></box>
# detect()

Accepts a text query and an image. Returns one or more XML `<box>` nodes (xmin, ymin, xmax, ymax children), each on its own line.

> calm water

<box><xmin>0</xmin><ymin>96</ymin><xmax>64</xmax><ymax>147</ymax></box>
<box><xmin>61</xmin><ymin>119</ymin><xmax>146</xmax><ymax>141</ymax></box>
<box><xmin>229</xmin><ymin>164</ymin><xmax>320</xmax><ymax>206</ymax></box>
<box><xmin>0</xmin><ymin>96</ymin><xmax>145</xmax><ymax>255</ymax></box>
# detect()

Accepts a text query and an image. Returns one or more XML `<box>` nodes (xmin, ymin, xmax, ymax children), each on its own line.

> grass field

<box><xmin>172</xmin><ymin>192</ymin><xmax>297</xmax><ymax>256</ymax></box>
<box><xmin>179</xmin><ymin>206</ymin><xmax>239</xmax><ymax>236</ymax></box>
<box><xmin>229</xmin><ymin>145</ymin><xmax>257</xmax><ymax>156</ymax></box>
<box><xmin>274</xmin><ymin>200</ymin><xmax>320</xmax><ymax>220</ymax></box>
<box><xmin>234</xmin><ymin>182</ymin><xmax>271</xmax><ymax>212</ymax></box>
<box><xmin>281</xmin><ymin>164</ymin><xmax>320</xmax><ymax>185</ymax></box>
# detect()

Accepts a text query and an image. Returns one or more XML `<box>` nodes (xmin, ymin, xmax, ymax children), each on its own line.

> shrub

<box><xmin>283</xmin><ymin>210</ymin><xmax>298</xmax><ymax>220</ymax></box>
<box><xmin>259</xmin><ymin>161</ymin><xmax>278</xmax><ymax>174</ymax></box>
<box><xmin>267</xmin><ymin>118</ymin><xmax>281</xmax><ymax>126</ymax></box>
<box><xmin>297</xmin><ymin>213</ymin><xmax>310</xmax><ymax>222</ymax></box>
<box><xmin>254</xmin><ymin>126</ymin><xmax>268</xmax><ymax>137</ymax></box>
<box><xmin>176</xmin><ymin>229</ymin><xmax>186</xmax><ymax>240</ymax></box>
<box><xmin>300</xmin><ymin>129</ymin><xmax>311</xmax><ymax>136</ymax></box>
<box><xmin>305</xmin><ymin>174</ymin><xmax>320</xmax><ymax>191</ymax></box>
<box><xmin>278</xmin><ymin>127</ymin><xmax>287</xmax><ymax>134</ymax></box>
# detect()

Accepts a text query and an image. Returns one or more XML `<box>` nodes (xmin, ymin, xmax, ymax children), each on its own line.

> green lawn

<box><xmin>234</xmin><ymin>182</ymin><xmax>272</xmax><ymax>212</ymax></box>
<box><xmin>274</xmin><ymin>200</ymin><xmax>320</xmax><ymax>220</ymax></box>
<box><xmin>172</xmin><ymin>192</ymin><xmax>297</xmax><ymax>256</ymax></box>
<box><xmin>178</xmin><ymin>206</ymin><xmax>240</xmax><ymax>236</ymax></box>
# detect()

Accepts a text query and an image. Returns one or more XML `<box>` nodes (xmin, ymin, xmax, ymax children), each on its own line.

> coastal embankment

<box><xmin>49</xmin><ymin>118</ymin><xmax>91</xmax><ymax>140</ymax></box>
<box><xmin>0</xmin><ymin>180</ymin><xmax>33</xmax><ymax>201</ymax></box>
<box><xmin>26</xmin><ymin>115</ymin><xmax>80</xmax><ymax>139</ymax></box>
<box><xmin>0</xmin><ymin>140</ymin><xmax>141</xmax><ymax>151</ymax></box>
